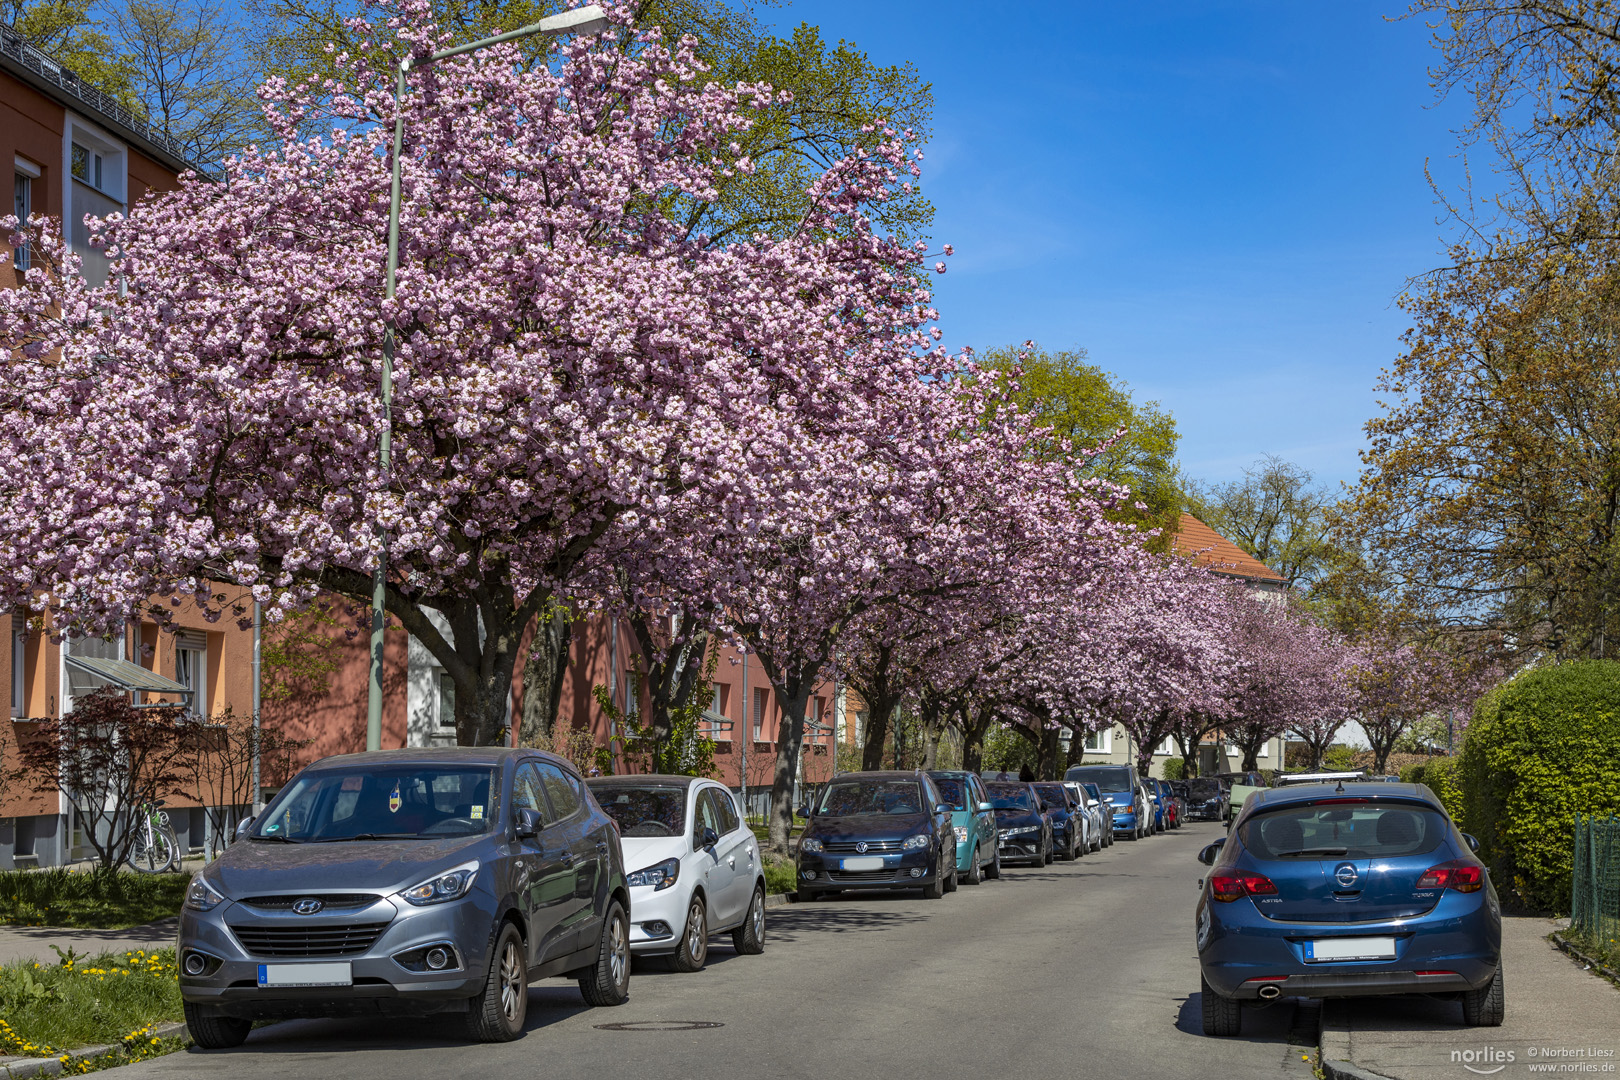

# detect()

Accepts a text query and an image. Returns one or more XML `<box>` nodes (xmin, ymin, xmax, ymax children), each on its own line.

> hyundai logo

<box><xmin>1334</xmin><ymin>863</ymin><xmax>1359</xmax><ymax>888</ymax></box>
<box><xmin>292</xmin><ymin>897</ymin><xmax>325</xmax><ymax>915</ymax></box>
<box><xmin>854</xmin><ymin>842</ymin><xmax>868</xmax><ymax>854</ymax></box>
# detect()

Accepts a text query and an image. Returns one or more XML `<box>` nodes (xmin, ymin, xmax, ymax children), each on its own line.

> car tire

<box><xmin>670</xmin><ymin>895</ymin><xmax>708</xmax><ymax>973</ymax></box>
<box><xmin>1200</xmin><ymin>975</ymin><xmax>1242</xmax><ymax>1037</ymax></box>
<box><xmin>578</xmin><ymin>901</ymin><xmax>631</xmax><ymax>1008</ymax></box>
<box><xmin>467</xmin><ymin>921</ymin><xmax>528</xmax><ymax>1042</ymax></box>
<box><xmin>943</xmin><ymin>863</ymin><xmax>958</xmax><ymax>893</ymax></box>
<box><xmin>985</xmin><ymin>845</ymin><xmax>1002</xmax><ymax>880</ymax></box>
<box><xmin>964</xmin><ymin>844</ymin><xmax>983</xmax><ymax>885</ymax></box>
<box><xmin>1461</xmin><ymin>964</ymin><xmax>1505</xmax><ymax>1026</ymax></box>
<box><xmin>922</xmin><ymin>873</ymin><xmax>945</xmax><ymax>900</ymax></box>
<box><xmin>183</xmin><ymin>1002</ymin><xmax>252</xmax><ymax>1050</ymax></box>
<box><xmin>732</xmin><ymin>885</ymin><xmax>766</xmax><ymax>954</ymax></box>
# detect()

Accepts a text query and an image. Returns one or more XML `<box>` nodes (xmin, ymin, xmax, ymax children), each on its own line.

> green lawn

<box><xmin>0</xmin><ymin>870</ymin><xmax>188</xmax><ymax>930</ymax></box>
<box><xmin>0</xmin><ymin>946</ymin><xmax>184</xmax><ymax>1058</ymax></box>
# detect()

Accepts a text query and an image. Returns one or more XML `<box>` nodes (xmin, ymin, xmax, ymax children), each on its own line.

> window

<box><xmin>1156</xmin><ymin>736</ymin><xmax>1177</xmax><ymax>756</ymax></box>
<box><xmin>174</xmin><ymin>631</ymin><xmax>206</xmax><ymax>718</ymax></box>
<box><xmin>437</xmin><ymin>672</ymin><xmax>456</xmax><ymax>732</ymax></box>
<box><xmin>536</xmin><ymin>762</ymin><xmax>581</xmax><ymax>819</ymax></box>
<box><xmin>1084</xmin><ymin>728</ymin><xmax>1112</xmax><ymax>753</ymax></box>
<box><xmin>64</xmin><ymin>631</ymin><xmax>123</xmax><ymax>710</ymax></box>
<box><xmin>1257</xmin><ymin>739</ymin><xmax>1270</xmax><ymax>758</ymax></box>
<box><xmin>70</xmin><ymin>143</ymin><xmax>106</xmax><ymax>191</ymax></box>
<box><xmin>12</xmin><ymin>168</ymin><xmax>31</xmax><ymax>271</ymax></box>
<box><xmin>623</xmin><ymin>669</ymin><xmax>638</xmax><ymax>716</ymax></box>
<box><xmin>10</xmin><ymin>621</ymin><xmax>24</xmax><ymax>718</ymax></box>
<box><xmin>514</xmin><ymin>762</ymin><xmax>551</xmax><ymax>824</ymax></box>
<box><xmin>691</xmin><ymin>788</ymin><xmax>722</xmax><ymax>849</ymax></box>
<box><xmin>65</xmin><ymin>133</ymin><xmax>123</xmax><ymax>287</ymax></box>
<box><xmin>713</xmin><ymin>788</ymin><xmax>741</xmax><ymax>834</ymax></box>
<box><xmin>752</xmin><ymin>687</ymin><xmax>768</xmax><ymax>742</ymax></box>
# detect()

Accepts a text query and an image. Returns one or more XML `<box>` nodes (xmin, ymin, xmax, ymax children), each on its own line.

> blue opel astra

<box><xmin>1195</xmin><ymin>781</ymin><xmax>1503</xmax><ymax>1036</ymax></box>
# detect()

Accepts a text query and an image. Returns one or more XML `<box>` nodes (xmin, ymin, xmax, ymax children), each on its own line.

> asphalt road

<box><xmin>122</xmin><ymin>821</ymin><xmax>1316</xmax><ymax>1080</ymax></box>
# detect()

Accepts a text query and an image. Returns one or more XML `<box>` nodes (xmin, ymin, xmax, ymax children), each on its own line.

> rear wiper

<box><xmin>1274</xmin><ymin>847</ymin><xmax>1349</xmax><ymax>857</ymax></box>
<box><xmin>248</xmin><ymin>834</ymin><xmax>301</xmax><ymax>843</ymax></box>
<box><xmin>313</xmin><ymin>833</ymin><xmax>423</xmax><ymax>842</ymax></box>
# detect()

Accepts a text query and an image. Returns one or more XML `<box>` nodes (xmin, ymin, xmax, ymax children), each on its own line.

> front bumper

<box><xmin>1111</xmin><ymin>812</ymin><xmax>1138</xmax><ymax>833</ymax></box>
<box><xmin>626</xmin><ymin>883</ymin><xmax>686</xmax><ymax>954</ymax></box>
<box><xmin>797</xmin><ymin>848</ymin><xmax>937</xmax><ymax>890</ymax></box>
<box><xmin>178</xmin><ymin>896</ymin><xmax>494</xmax><ymax>1020</ymax></box>
<box><xmin>1198</xmin><ymin>889</ymin><xmax>1502</xmax><ymax>1001</ymax></box>
<box><xmin>997</xmin><ymin>831</ymin><xmax>1043</xmax><ymax>862</ymax></box>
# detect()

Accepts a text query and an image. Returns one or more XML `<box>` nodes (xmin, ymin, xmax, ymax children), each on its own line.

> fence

<box><xmin>1571</xmin><ymin>815</ymin><xmax>1620</xmax><ymax>946</ymax></box>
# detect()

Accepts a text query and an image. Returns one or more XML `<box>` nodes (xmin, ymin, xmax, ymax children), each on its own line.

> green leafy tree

<box><xmin>1185</xmin><ymin>455</ymin><xmax>1333</xmax><ymax>589</ymax></box>
<box><xmin>4</xmin><ymin>0</ymin><xmax>141</xmax><ymax>109</ymax></box>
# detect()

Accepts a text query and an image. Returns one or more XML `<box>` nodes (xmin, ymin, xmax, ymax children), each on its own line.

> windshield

<box><xmin>984</xmin><ymin>783</ymin><xmax>1034</xmax><ymax>811</ymax></box>
<box><xmin>256</xmin><ymin>766</ymin><xmax>497</xmax><ymax>842</ymax></box>
<box><xmin>932</xmin><ymin>778</ymin><xmax>969</xmax><ymax>811</ymax></box>
<box><xmin>1034</xmin><ymin>784</ymin><xmax>1068</xmax><ymax>809</ymax></box>
<box><xmin>1082</xmin><ymin>783</ymin><xmax>1102</xmax><ymax>801</ymax></box>
<box><xmin>590</xmin><ymin>783</ymin><xmax>686</xmax><ymax>837</ymax></box>
<box><xmin>1239</xmin><ymin>801</ymin><xmax>1449</xmax><ymax>859</ymax></box>
<box><xmin>1066</xmin><ymin>765</ymin><xmax>1133</xmax><ymax>792</ymax></box>
<box><xmin>818</xmin><ymin>780</ymin><xmax>925</xmax><ymax>816</ymax></box>
<box><xmin>1188</xmin><ymin>778</ymin><xmax>1221</xmax><ymax>798</ymax></box>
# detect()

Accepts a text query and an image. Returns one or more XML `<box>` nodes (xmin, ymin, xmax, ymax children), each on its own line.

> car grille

<box><xmin>229</xmin><ymin>921</ymin><xmax>390</xmax><ymax>957</ymax></box>
<box><xmin>823</xmin><ymin>840</ymin><xmax>901</xmax><ymax>853</ymax></box>
<box><xmin>239</xmin><ymin>894</ymin><xmax>382</xmax><ymax>911</ymax></box>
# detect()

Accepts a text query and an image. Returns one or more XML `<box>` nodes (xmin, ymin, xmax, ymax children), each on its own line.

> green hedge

<box><xmin>1456</xmin><ymin>660</ymin><xmax>1620</xmax><ymax>912</ymax></box>
<box><xmin>1399</xmin><ymin>758</ymin><xmax>1464</xmax><ymax>822</ymax></box>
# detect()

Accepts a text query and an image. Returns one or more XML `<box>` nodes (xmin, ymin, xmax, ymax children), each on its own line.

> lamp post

<box><xmin>365</xmin><ymin>5</ymin><xmax>610</xmax><ymax>752</ymax></box>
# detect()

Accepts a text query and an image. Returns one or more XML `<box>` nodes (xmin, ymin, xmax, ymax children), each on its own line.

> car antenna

<box><xmin>1335</xmin><ymin>778</ymin><xmax>1345</xmax><ymax>794</ymax></box>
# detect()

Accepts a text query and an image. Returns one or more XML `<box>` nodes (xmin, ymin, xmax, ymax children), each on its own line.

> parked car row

<box><xmin>1064</xmin><ymin>763</ymin><xmax>1210</xmax><ymax>841</ymax></box>
<box><xmin>174</xmin><ymin>748</ymin><xmax>769</xmax><ymax>1050</ymax></box>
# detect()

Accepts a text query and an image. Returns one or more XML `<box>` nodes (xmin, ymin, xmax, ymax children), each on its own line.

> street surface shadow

<box><xmin>1175</xmin><ymin>991</ymin><xmax>1301</xmax><ymax>1043</ymax></box>
<box><xmin>1323</xmin><ymin>993</ymin><xmax>1465</xmax><ymax>1030</ymax></box>
<box><xmin>197</xmin><ymin>987</ymin><xmax>592</xmax><ymax>1053</ymax></box>
<box><xmin>764</xmin><ymin>905</ymin><xmax>930</xmax><ymax>945</ymax></box>
<box><xmin>630</xmin><ymin>947</ymin><xmax>746</xmax><ymax>976</ymax></box>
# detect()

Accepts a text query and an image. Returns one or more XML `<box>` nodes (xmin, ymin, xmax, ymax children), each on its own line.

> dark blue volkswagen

<box><xmin>1195</xmin><ymin>782</ymin><xmax>1502</xmax><ymax>1036</ymax></box>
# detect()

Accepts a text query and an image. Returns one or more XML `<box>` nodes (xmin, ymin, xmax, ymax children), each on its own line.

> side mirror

<box><xmin>1037</xmin><ymin>800</ymin><xmax>1048</xmax><ymax>813</ymax></box>
<box><xmin>977</xmin><ymin>802</ymin><xmax>993</xmax><ymax>813</ymax></box>
<box><xmin>702</xmin><ymin>827</ymin><xmax>719</xmax><ymax>850</ymax></box>
<box><xmin>1463</xmin><ymin>833</ymin><xmax>1480</xmax><ymax>853</ymax></box>
<box><xmin>935</xmin><ymin>803</ymin><xmax>951</xmax><ymax>815</ymax></box>
<box><xmin>514</xmin><ymin>808</ymin><xmax>541</xmax><ymax>840</ymax></box>
<box><xmin>795</xmin><ymin>806</ymin><xmax>810</xmax><ymax>820</ymax></box>
<box><xmin>1197</xmin><ymin>839</ymin><xmax>1226</xmax><ymax>866</ymax></box>
<box><xmin>234</xmin><ymin>817</ymin><xmax>255</xmax><ymax>842</ymax></box>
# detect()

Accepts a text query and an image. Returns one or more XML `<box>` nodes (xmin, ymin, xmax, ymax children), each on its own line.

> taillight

<box><xmin>1209</xmin><ymin>872</ymin><xmax>1278</xmax><ymax>902</ymax></box>
<box><xmin>1415</xmin><ymin>860</ymin><xmax>1484</xmax><ymax>893</ymax></box>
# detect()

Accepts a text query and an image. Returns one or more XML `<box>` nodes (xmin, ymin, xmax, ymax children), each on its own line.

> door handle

<box><xmin>727</xmin><ymin>855</ymin><xmax>736</xmax><ymax>868</ymax></box>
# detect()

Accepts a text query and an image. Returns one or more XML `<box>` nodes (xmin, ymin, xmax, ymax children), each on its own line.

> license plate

<box><xmin>1302</xmin><ymin>937</ymin><xmax>1397</xmax><ymax>962</ymax></box>
<box><xmin>840</xmin><ymin>856</ymin><xmax>884</xmax><ymax>871</ymax></box>
<box><xmin>257</xmin><ymin>962</ymin><xmax>353</xmax><ymax>987</ymax></box>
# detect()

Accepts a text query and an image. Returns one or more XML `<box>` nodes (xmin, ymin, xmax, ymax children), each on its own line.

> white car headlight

<box><xmin>901</xmin><ymin>833</ymin><xmax>929</xmax><ymax>850</ymax></box>
<box><xmin>1003</xmin><ymin>826</ymin><xmax>1038</xmax><ymax>837</ymax></box>
<box><xmin>626</xmin><ymin>857</ymin><xmax>680</xmax><ymax>891</ymax></box>
<box><xmin>185</xmin><ymin>873</ymin><xmax>225</xmax><ymax>912</ymax></box>
<box><xmin>953</xmin><ymin>826</ymin><xmax>969</xmax><ymax>843</ymax></box>
<box><xmin>800</xmin><ymin>837</ymin><xmax>824</xmax><ymax>853</ymax></box>
<box><xmin>400</xmin><ymin>861</ymin><xmax>478</xmax><ymax>906</ymax></box>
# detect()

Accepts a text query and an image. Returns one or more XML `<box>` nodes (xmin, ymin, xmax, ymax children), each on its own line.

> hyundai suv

<box><xmin>177</xmin><ymin>748</ymin><xmax>630</xmax><ymax>1047</ymax></box>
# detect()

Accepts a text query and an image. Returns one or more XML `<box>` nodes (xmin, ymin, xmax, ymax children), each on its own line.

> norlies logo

<box><xmin>1452</xmin><ymin>1047</ymin><xmax>1515</xmax><ymax>1075</ymax></box>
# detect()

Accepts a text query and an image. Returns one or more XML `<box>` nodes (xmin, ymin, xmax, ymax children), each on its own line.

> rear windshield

<box><xmin>818</xmin><ymin>780</ymin><xmax>925</xmax><ymax>816</ymax></box>
<box><xmin>932</xmin><ymin>778</ymin><xmax>968</xmax><ymax>811</ymax></box>
<box><xmin>1240</xmin><ymin>801</ymin><xmax>1449</xmax><ymax>860</ymax></box>
<box><xmin>1188</xmin><ymin>778</ymin><xmax>1222</xmax><ymax>798</ymax></box>
<box><xmin>1066</xmin><ymin>765</ymin><xmax>1133</xmax><ymax>792</ymax></box>
<box><xmin>1034</xmin><ymin>784</ymin><xmax>1068</xmax><ymax>807</ymax></box>
<box><xmin>589</xmin><ymin>783</ymin><xmax>686</xmax><ymax>837</ymax></box>
<box><xmin>256</xmin><ymin>766</ymin><xmax>496</xmax><ymax>842</ymax></box>
<box><xmin>984</xmin><ymin>783</ymin><xmax>1034</xmax><ymax>810</ymax></box>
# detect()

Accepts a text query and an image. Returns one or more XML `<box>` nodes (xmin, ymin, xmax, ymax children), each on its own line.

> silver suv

<box><xmin>178</xmin><ymin>748</ymin><xmax>629</xmax><ymax>1046</ymax></box>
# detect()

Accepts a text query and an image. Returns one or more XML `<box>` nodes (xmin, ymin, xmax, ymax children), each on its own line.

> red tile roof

<box><xmin>1171</xmin><ymin>514</ymin><xmax>1287</xmax><ymax>584</ymax></box>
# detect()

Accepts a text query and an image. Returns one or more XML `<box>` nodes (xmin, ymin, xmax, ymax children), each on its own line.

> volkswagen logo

<box><xmin>854</xmin><ymin>841</ymin><xmax>868</xmax><ymax>854</ymax></box>
<box><xmin>292</xmin><ymin>897</ymin><xmax>325</xmax><ymax>915</ymax></box>
<box><xmin>1334</xmin><ymin>863</ymin><xmax>1359</xmax><ymax>888</ymax></box>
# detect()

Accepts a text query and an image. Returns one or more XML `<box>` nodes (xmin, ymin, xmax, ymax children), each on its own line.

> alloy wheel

<box><xmin>498</xmin><ymin>939</ymin><xmax>524</xmax><ymax>1023</ymax></box>
<box><xmin>608</xmin><ymin>913</ymin><xmax>629</xmax><ymax>988</ymax></box>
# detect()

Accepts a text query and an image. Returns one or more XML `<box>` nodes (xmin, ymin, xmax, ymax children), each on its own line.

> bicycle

<box><xmin>126</xmin><ymin>798</ymin><xmax>180</xmax><ymax>873</ymax></box>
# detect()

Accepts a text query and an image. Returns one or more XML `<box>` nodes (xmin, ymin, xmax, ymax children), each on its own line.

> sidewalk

<box><xmin>1321</xmin><ymin>915</ymin><xmax>1620</xmax><ymax>1080</ymax></box>
<box><xmin>0</xmin><ymin>918</ymin><xmax>177</xmax><ymax>967</ymax></box>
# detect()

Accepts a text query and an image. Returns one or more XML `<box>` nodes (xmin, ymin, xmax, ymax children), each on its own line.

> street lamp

<box><xmin>366</xmin><ymin>5</ymin><xmax>610</xmax><ymax>752</ymax></box>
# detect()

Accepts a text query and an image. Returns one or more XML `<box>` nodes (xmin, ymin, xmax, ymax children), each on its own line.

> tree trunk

<box><xmin>518</xmin><ymin>607</ymin><xmax>572</xmax><ymax>746</ymax></box>
<box><xmin>442</xmin><ymin>601</ymin><xmax>526</xmax><ymax>747</ymax></box>
<box><xmin>1038</xmin><ymin>723</ymin><xmax>1062</xmax><ymax>780</ymax></box>
<box><xmin>849</xmin><ymin>646</ymin><xmax>904</xmax><ymax>772</ymax></box>
<box><xmin>627</xmin><ymin>613</ymin><xmax>710</xmax><ymax>764</ymax></box>
<box><xmin>766</xmin><ymin>671</ymin><xmax>814</xmax><ymax>855</ymax></box>
<box><xmin>959</xmin><ymin>700</ymin><xmax>993</xmax><ymax>774</ymax></box>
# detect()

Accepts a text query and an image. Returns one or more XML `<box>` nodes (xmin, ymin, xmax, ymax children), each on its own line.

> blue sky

<box><xmin>761</xmin><ymin>2</ymin><xmax>1476</xmax><ymax>491</ymax></box>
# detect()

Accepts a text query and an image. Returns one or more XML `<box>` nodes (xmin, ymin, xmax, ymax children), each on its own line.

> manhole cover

<box><xmin>593</xmin><ymin>1020</ymin><xmax>724</xmax><ymax>1032</ymax></box>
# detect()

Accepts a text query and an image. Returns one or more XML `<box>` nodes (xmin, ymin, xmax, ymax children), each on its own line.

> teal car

<box><xmin>926</xmin><ymin>770</ymin><xmax>1001</xmax><ymax>884</ymax></box>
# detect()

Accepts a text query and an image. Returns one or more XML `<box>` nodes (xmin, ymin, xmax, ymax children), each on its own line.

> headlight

<box><xmin>799</xmin><ymin>837</ymin><xmax>824</xmax><ymax>853</ymax></box>
<box><xmin>626</xmin><ymin>858</ymin><xmax>680</xmax><ymax>891</ymax></box>
<box><xmin>953</xmin><ymin>826</ymin><xmax>969</xmax><ymax>842</ymax></box>
<box><xmin>185</xmin><ymin>874</ymin><xmax>225</xmax><ymax>912</ymax></box>
<box><xmin>901</xmin><ymin>834</ymin><xmax>929</xmax><ymax>850</ymax></box>
<box><xmin>400</xmin><ymin>861</ymin><xmax>478</xmax><ymax>906</ymax></box>
<box><xmin>1003</xmin><ymin>826</ymin><xmax>1038</xmax><ymax>837</ymax></box>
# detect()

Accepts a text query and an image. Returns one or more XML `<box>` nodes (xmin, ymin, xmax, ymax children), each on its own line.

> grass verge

<box><xmin>761</xmin><ymin>853</ymin><xmax>795</xmax><ymax>895</ymax></box>
<box><xmin>0</xmin><ymin>870</ymin><xmax>187</xmax><ymax>929</ymax></box>
<box><xmin>0</xmin><ymin>946</ymin><xmax>184</xmax><ymax>1058</ymax></box>
<box><xmin>1563</xmin><ymin>926</ymin><xmax>1620</xmax><ymax>972</ymax></box>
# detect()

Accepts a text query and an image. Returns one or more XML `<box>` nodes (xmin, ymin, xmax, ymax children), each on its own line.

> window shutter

<box><xmin>175</xmin><ymin>630</ymin><xmax>207</xmax><ymax>651</ymax></box>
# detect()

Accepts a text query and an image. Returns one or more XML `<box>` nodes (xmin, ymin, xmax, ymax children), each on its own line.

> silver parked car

<box><xmin>177</xmin><ymin>748</ymin><xmax>630</xmax><ymax>1047</ymax></box>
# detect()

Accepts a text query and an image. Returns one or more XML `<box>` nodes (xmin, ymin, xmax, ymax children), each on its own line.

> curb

<box><xmin>0</xmin><ymin>1022</ymin><xmax>188</xmax><ymax>1080</ymax></box>
<box><xmin>1550</xmin><ymin>931</ymin><xmax>1620</xmax><ymax>985</ymax></box>
<box><xmin>1318</xmin><ymin>1000</ymin><xmax>1403</xmax><ymax>1080</ymax></box>
<box><xmin>763</xmin><ymin>892</ymin><xmax>798</xmax><ymax>909</ymax></box>
<box><xmin>1319</xmin><ymin>1059</ymin><xmax>1403</xmax><ymax>1080</ymax></box>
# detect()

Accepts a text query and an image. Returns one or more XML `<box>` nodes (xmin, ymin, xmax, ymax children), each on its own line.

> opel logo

<box><xmin>1334</xmin><ymin>863</ymin><xmax>1359</xmax><ymax>888</ymax></box>
<box><xmin>854</xmin><ymin>841</ymin><xmax>868</xmax><ymax>854</ymax></box>
<box><xmin>292</xmin><ymin>897</ymin><xmax>325</xmax><ymax>915</ymax></box>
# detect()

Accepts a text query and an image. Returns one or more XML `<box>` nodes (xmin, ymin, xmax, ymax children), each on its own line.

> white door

<box><xmin>694</xmin><ymin>786</ymin><xmax>750</xmax><ymax>926</ymax></box>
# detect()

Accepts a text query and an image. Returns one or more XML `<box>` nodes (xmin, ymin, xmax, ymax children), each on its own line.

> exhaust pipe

<box><xmin>1257</xmin><ymin>984</ymin><xmax>1282</xmax><ymax>1001</ymax></box>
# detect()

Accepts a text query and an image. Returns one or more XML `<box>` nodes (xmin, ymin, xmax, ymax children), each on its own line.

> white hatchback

<box><xmin>585</xmin><ymin>775</ymin><xmax>766</xmax><ymax>971</ymax></box>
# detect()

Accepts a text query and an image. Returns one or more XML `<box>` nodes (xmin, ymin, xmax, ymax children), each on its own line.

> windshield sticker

<box><xmin>341</xmin><ymin>776</ymin><xmax>363</xmax><ymax>792</ymax></box>
<box><xmin>470</xmin><ymin>805</ymin><xmax>483</xmax><ymax>820</ymax></box>
<box><xmin>389</xmin><ymin>781</ymin><xmax>402</xmax><ymax>814</ymax></box>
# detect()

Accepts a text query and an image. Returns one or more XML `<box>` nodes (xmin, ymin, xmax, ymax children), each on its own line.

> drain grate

<box><xmin>593</xmin><ymin>1020</ymin><xmax>725</xmax><ymax>1032</ymax></box>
